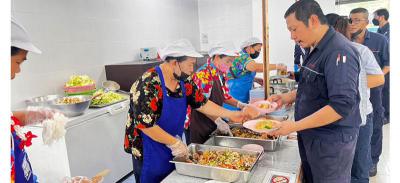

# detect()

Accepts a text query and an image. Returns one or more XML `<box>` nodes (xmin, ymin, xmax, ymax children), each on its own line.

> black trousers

<box><xmin>132</xmin><ymin>156</ymin><xmax>143</xmax><ymax>183</ymax></box>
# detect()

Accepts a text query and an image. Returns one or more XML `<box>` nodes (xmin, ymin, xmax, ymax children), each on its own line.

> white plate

<box><xmin>250</xmin><ymin>101</ymin><xmax>278</xmax><ymax>114</ymax></box>
<box><xmin>243</xmin><ymin>119</ymin><xmax>281</xmax><ymax>133</ymax></box>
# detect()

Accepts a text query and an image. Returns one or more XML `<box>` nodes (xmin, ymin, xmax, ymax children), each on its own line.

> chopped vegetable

<box><xmin>91</xmin><ymin>89</ymin><xmax>124</xmax><ymax>105</ymax></box>
<box><xmin>65</xmin><ymin>75</ymin><xmax>95</xmax><ymax>87</ymax></box>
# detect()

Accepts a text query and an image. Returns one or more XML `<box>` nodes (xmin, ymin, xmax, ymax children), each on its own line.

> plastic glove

<box><xmin>167</xmin><ymin>138</ymin><xmax>189</xmax><ymax>157</ymax></box>
<box><xmin>62</xmin><ymin>176</ymin><xmax>92</xmax><ymax>183</ymax></box>
<box><xmin>215</xmin><ymin>117</ymin><xmax>233</xmax><ymax>136</ymax></box>
<box><xmin>23</xmin><ymin>106</ymin><xmax>57</xmax><ymax>125</ymax></box>
<box><xmin>236</xmin><ymin>101</ymin><xmax>248</xmax><ymax>109</ymax></box>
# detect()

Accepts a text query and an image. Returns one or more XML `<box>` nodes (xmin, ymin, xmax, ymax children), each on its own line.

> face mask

<box><xmin>217</xmin><ymin>63</ymin><xmax>230</xmax><ymax>73</ymax></box>
<box><xmin>173</xmin><ymin>62</ymin><xmax>190</xmax><ymax>81</ymax></box>
<box><xmin>351</xmin><ymin>29</ymin><xmax>363</xmax><ymax>40</ymax></box>
<box><xmin>250</xmin><ymin>51</ymin><xmax>260</xmax><ymax>59</ymax></box>
<box><xmin>372</xmin><ymin>18</ymin><xmax>380</xmax><ymax>26</ymax></box>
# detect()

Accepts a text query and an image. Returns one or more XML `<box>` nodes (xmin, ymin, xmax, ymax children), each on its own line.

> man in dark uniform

<box><xmin>349</xmin><ymin>8</ymin><xmax>390</xmax><ymax>177</ymax></box>
<box><xmin>268</xmin><ymin>1</ymin><xmax>361</xmax><ymax>182</ymax></box>
<box><xmin>373</xmin><ymin>8</ymin><xmax>390</xmax><ymax>125</ymax></box>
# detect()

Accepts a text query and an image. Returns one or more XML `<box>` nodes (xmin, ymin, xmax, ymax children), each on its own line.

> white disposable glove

<box><xmin>236</xmin><ymin>101</ymin><xmax>248</xmax><ymax>109</ymax></box>
<box><xmin>23</xmin><ymin>106</ymin><xmax>57</xmax><ymax>125</ymax></box>
<box><xmin>167</xmin><ymin>138</ymin><xmax>189</xmax><ymax>157</ymax></box>
<box><xmin>215</xmin><ymin>117</ymin><xmax>233</xmax><ymax>136</ymax></box>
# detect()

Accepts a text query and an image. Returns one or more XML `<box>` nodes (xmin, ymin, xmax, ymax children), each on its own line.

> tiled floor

<box><xmin>370</xmin><ymin>124</ymin><xmax>390</xmax><ymax>183</ymax></box>
<box><xmin>123</xmin><ymin>124</ymin><xmax>391</xmax><ymax>183</ymax></box>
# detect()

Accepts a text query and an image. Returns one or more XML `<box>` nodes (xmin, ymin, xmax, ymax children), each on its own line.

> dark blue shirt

<box><xmin>377</xmin><ymin>23</ymin><xmax>390</xmax><ymax>41</ymax></box>
<box><xmin>295</xmin><ymin>27</ymin><xmax>361</xmax><ymax>138</ymax></box>
<box><xmin>362</xmin><ymin>30</ymin><xmax>389</xmax><ymax>68</ymax></box>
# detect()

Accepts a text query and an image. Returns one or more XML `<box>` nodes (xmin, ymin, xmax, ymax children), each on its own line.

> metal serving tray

<box><xmin>89</xmin><ymin>94</ymin><xmax>129</xmax><ymax>108</ymax></box>
<box><xmin>204</xmin><ymin>135</ymin><xmax>280</xmax><ymax>152</ymax></box>
<box><xmin>207</xmin><ymin>115</ymin><xmax>287</xmax><ymax>151</ymax></box>
<box><xmin>170</xmin><ymin>144</ymin><xmax>262</xmax><ymax>183</ymax></box>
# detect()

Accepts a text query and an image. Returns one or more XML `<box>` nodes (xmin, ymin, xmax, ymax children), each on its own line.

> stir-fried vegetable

<box><xmin>231</xmin><ymin>127</ymin><xmax>275</xmax><ymax>140</ymax></box>
<box><xmin>194</xmin><ymin>150</ymin><xmax>257</xmax><ymax>171</ymax></box>
<box><xmin>65</xmin><ymin>75</ymin><xmax>95</xmax><ymax>87</ymax></box>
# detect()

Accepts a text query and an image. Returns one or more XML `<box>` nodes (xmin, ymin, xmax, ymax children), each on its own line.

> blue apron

<box><xmin>140</xmin><ymin>66</ymin><xmax>187</xmax><ymax>183</ymax></box>
<box><xmin>12</xmin><ymin>132</ymin><xmax>36</xmax><ymax>183</ymax></box>
<box><xmin>224</xmin><ymin>71</ymin><xmax>256</xmax><ymax>111</ymax></box>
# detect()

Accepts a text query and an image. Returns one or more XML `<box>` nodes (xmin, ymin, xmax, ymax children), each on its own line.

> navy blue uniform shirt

<box><xmin>377</xmin><ymin>23</ymin><xmax>390</xmax><ymax>41</ymax></box>
<box><xmin>362</xmin><ymin>30</ymin><xmax>389</xmax><ymax>68</ymax></box>
<box><xmin>295</xmin><ymin>27</ymin><xmax>361</xmax><ymax>138</ymax></box>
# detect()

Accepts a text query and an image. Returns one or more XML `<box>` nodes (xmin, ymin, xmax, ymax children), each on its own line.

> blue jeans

<box><xmin>351</xmin><ymin>113</ymin><xmax>374</xmax><ymax>183</ymax></box>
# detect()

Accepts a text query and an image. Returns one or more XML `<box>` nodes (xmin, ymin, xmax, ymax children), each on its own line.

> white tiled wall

<box><xmin>11</xmin><ymin>0</ymin><xmax>200</xmax><ymax>109</ymax></box>
<box><xmin>197</xmin><ymin>0</ymin><xmax>253</xmax><ymax>52</ymax></box>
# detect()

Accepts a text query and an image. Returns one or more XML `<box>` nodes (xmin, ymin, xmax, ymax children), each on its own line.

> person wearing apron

<box><xmin>10</xmin><ymin>18</ymin><xmax>54</xmax><ymax>183</ymax></box>
<box><xmin>124</xmin><ymin>39</ymin><xmax>246</xmax><ymax>182</ymax></box>
<box><xmin>189</xmin><ymin>42</ymin><xmax>260</xmax><ymax>144</ymax></box>
<box><xmin>268</xmin><ymin>1</ymin><xmax>361</xmax><ymax>182</ymax></box>
<box><xmin>224</xmin><ymin>37</ymin><xmax>287</xmax><ymax>111</ymax></box>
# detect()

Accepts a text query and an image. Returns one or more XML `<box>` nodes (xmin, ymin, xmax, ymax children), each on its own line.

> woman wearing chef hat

<box><xmin>124</xmin><ymin>39</ymin><xmax>246</xmax><ymax>183</ymax></box>
<box><xmin>10</xmin><ymin>17</ymin><xmax>56</xmax><ymax>183</ymax></box>
<box><xmin>224</xmin><ymin>37</ymin><xmax>287</xmax><ymax>110</ymax></box>
<box><xmin>187</xmin><ymin>41</ymin><xmax>260</xmax><ymax>144</ymax></box>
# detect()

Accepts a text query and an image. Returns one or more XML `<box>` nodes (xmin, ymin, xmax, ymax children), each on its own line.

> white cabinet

<box><xmin>26</xmin><ymin>101</ymin><xmax>132</xmax><ymax>183</ymax></box>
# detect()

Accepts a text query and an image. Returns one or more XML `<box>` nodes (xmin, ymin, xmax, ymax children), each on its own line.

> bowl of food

<box><xmin>250</xmin><ymin>100</ymin><xmax>278</xmax><ymax>114</ymax></box>
<box><xmin>25</xmin><ymin>95</ymin><xmax>61</xmax><ymax>107</ymax></box>
<box><xmin>243</xmin><ymin>119</ymin><xmax>281</xmax><ymax>133</ymax></box>
<box><xmin>48</xmin><ymin>95</ymin><xmax>92</xmax><ymax>117</ymax></box>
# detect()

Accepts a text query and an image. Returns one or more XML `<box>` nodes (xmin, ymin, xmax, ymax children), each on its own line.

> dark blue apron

<box><xmin>12</xmin><ymin>132</ymin><xmax>36</xmax><ymax>183</ymax></box>
<box><xmin>224</xmin><ymin>71</ymin><xmax>256</xmax><ymax>110</ymax></box>
<box><xmin>140</xmin><ymin>66</ymin><xmax>187</xmax><ymax>183</ymax></box>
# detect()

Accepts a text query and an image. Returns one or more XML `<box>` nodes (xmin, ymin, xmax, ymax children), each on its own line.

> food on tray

<box><xmin>91</xmin><ymin>89</ymin><xmax>124</xmax><ymax>106</ymax></box>
<box><xmin>192</xmin><ymin>150</ymin><xmax>257</xmax><ymax>171</ymax></box>
<box><xmin>271</xmin><ymin>175</ymin><xmax>289</xmax><ymax>183</ymax></box>
<box><xmin>231</xmin><ymin>127</ymin><xmax>276</xmax><ymax>140</ymax></box>
<box><xmin>57</xmin><ymin>97</ymin><xmax>83</xmax><ymax>104</ymax></box>
<box><xmin>255</xmin><ymin>120</ymin><xmax>276</xmax><ymax>130</ymax></box>
<box><xmin>65</xmin><ymin>75</ymin><xmax>95</xmax><ymax>87</ymax></box>
<box><xmin>258</xmin><ymin>103</ymin><xmax>271</xmax><ymax>109</ymax></box>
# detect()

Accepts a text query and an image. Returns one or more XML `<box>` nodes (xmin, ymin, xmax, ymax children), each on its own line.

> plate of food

<box><xmin>243</xmin><ymin>119</ymin><xmax>281</xmax><ymax>133</ymax></box>
<box><xmin>250</xmin><ymin>100</ymin><xmax>278</xmax><ymax>114</ymax></box>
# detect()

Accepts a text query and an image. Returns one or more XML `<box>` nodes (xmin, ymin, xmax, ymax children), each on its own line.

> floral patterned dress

<box><xmin>124</xmin><ymin>67</ymin><xmax>208</xmax><ymax>160</ymax></box>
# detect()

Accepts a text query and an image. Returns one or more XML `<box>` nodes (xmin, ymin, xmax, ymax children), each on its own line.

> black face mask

<box><xmin>250</xmin><ymin>51</ymin><xmax>260</xmax><ymax>59</ymax></box>
<box><xmin>173</xmin><ymin>62</ymin><xmax>190</xmax><ymax>81</ymax></box>
<box><xmin>372</xmin><ymin>18</ymin><xmax>380</xmax><ymax>26</ymax></box>
<box><xmin>351</xmin><ymin>29</ymin><xmax>363</xmax><ymax>40</ymax></box>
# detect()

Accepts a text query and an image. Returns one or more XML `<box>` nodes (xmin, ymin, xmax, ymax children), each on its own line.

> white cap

<box><xmin>158</xmin><ymin>39</ymin><xmax>203</xmax><ymax>61</ymax></box>
<box><xmin>208</xmin><ymin>41</ymin><xmax>239</xmax><ymax>57</ymax></box>
<box><xmin>11</xmin><ymin>17</ymin><xmax>42</xmax><ymax>54</ymax></box>
<box><xmin>240</xmin><ymin>37</ymin><xmax>262</xmax><ymax>50</ymax></box>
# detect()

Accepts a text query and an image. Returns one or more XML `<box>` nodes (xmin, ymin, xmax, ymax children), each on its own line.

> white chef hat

<box><xmin>158</xmin><ymin>39</ymin><xmax>203</xmax><ymax>61</ymax></box>
<box><xmin>208</xmin><ymin>41</ymin><xmax>239</xmax><ymax>57</ymax></box>
<box><xmin>11</xmin><ymin>17</ymin><xmax>42</xmax><ymax>54</ymax></box>
<box><xmin>240</xmin><ymin>37</ymin><xmax>262</xmax><ymax>50</ymax></box>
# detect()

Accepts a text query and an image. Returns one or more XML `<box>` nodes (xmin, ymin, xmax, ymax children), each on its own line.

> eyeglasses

<box><xmin>349</xmin><ymin>19</ymin><xmax>367</xmax><ymax>25</ymax></box>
